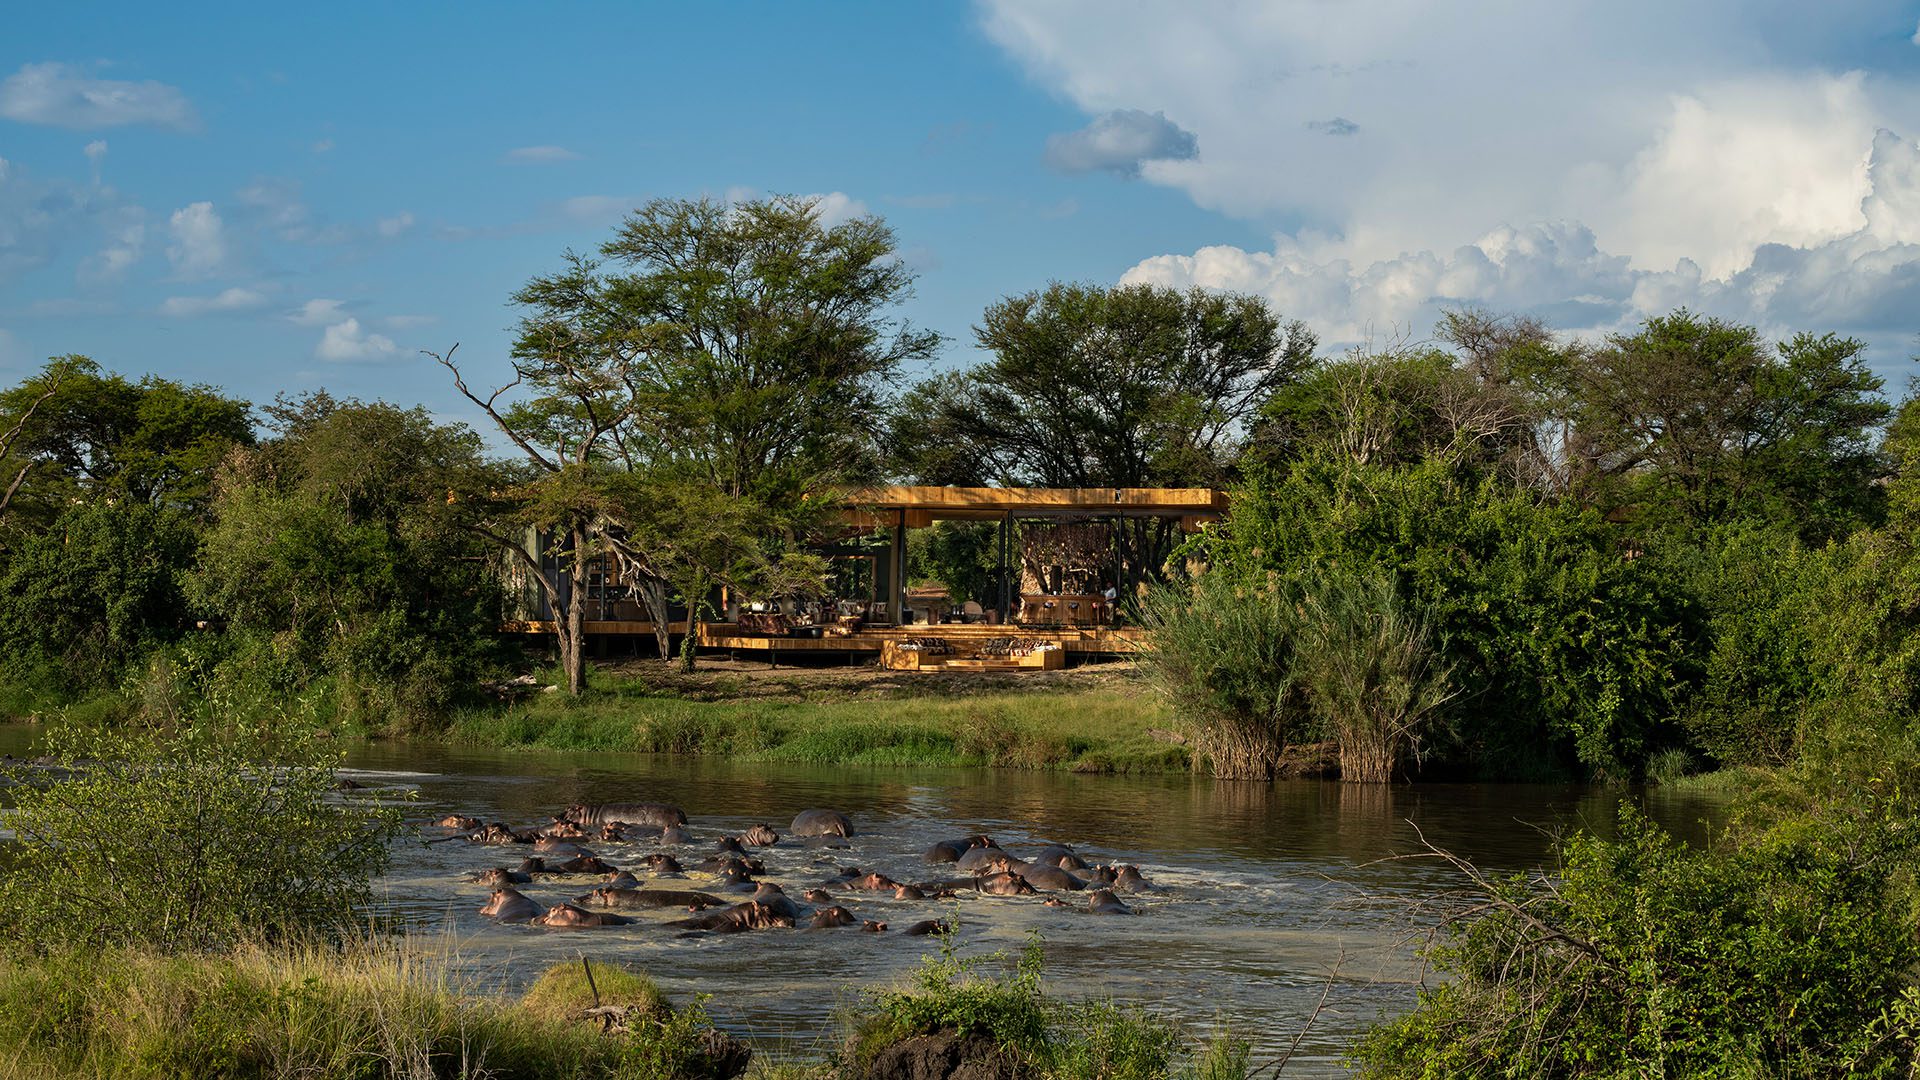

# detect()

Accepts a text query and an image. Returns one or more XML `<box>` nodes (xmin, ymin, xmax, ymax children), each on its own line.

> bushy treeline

<box><xmin>1145</xmin><ymin>310</ymin><xmax>1920</xmax><ymax>784</ymax></box>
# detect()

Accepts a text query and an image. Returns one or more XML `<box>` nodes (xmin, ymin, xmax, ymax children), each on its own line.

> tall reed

<box><xmin>1292</xmin><ymin>572</ymin><xmax>1453</xmax><ymax>783</ymax></box>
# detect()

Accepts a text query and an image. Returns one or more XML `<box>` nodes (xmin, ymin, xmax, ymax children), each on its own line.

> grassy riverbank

<box><xmin>438</xmin><ymin>662</ymin><xmax>1196</xmax><ymax>775</ymax></box>
<box><xmin>0</xmin><ymin>940</ymin><xmax>1250</xmax><ymax>1080</ymax></box>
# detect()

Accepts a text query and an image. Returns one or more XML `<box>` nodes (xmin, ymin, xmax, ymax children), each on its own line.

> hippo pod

<box><xmin>740</xmin><ymin>824</ymin><xmax>780</xmax><ymax>846</ymax></box>
<box><xmin>665</xmin><ymin>901</ymin><xmax>795</xmax><ymax>933</ymax></box>
<box><xmin>536</xmin><ymin>902</ymin><xmax>635</xmax><ymax>928</ymax></box>
<box><xmin>467</xmin><ymin>867</ymin><xmax>531</xmax><ymax>887</ymax></box>
<box><xmin>566</xmin><ymin>801</ymin><xmax>689</xmax><ymax>831</ymax></box>
<box><xmin>1087</xmin><ymin>889</ymin><xmax>1132</xmax><ymax>916</ymax></box>
<box><xmin>575</xmin><ymin>886</ymin><xmax>727</xmax><ymax>911</ymax></box>
<box><xmin>790</xmin><ymin>809</ymin><xmax>854</xmax><ymax>838</ymax></box>
<box><xmin>955</xmin><ymin>846</ymin><xmax>1019</xmax><ymax>876</ymax></box>
<box><xmin>479</xmin><ymin>887</ymin><xmax>542</xmax><ymax>922</ymax></box>
<box><xmin>924</xmin><ymin>835</ymin><xmax>995</xmax><ymax>863</ymax></box>
<box><xmin>808</xmin><ymin>905</ymin><xmax>858</xmax><ymax>928</ymax></box>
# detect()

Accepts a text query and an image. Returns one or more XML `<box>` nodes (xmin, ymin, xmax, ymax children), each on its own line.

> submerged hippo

<box><xmin>515</xmin><ymin>856</ymin><xmax>549</xmax><ymax>875</ymax></box>
<box><xmin>976</xmin><ymin>872</ymin><xmax>1037</xmax><ymax>897</ymax></box>
<box><xmin>790</xmin><ymin>809</ymin><xmax>853</xmax><ymax>838</ymax></box>
<box><xmin>924</xmin><ymin>835</ymin><xmax>995</xmax><ymax>863</ymax></box>
<box><xmin>550</xmin><ymin>855</ymin><xmax>619</xmax><ymax>876</ymax></box>
<box><xmin>846</xmin><ymin>872</ymin><xmax>899</xmax><ymax>892</ymax></box>
<box><xmin>1032</xmin><ymin>844</ymin><xmax>1089</xmax><ymax>871</ymax></box>
<box><xmin>538</xmin><ymin>819</ymin><xmax>588</xmax><ymax>840</ymax></box>
<box><xmin>893</xmin><ymin>884</ymin><xmax>926</xmax><ymax>901</ymax></box>
<box><xmin>802</xmin><ymin>888</ymin><xmax>834</xmax><ymax>904</ymax></box>
<box><xmin>697</xmin><ymin>854</ymin><xmax>764</xmax><ymax>876</ymax></box>
<box><xmin>479</xmin><ymin>887</ymin><xmax>541</xmax><ymax>922</ymax></box>
<box><xmin>468</xmin><ymin>867</ymin><xmax>530</xmax><ymax>887</ymax></box>
<box><xmin>1078</xmin><ymin>866</ymin><xmax>1118</xmax><ymax>887</ymax></box>
<box><xmin>665</xmin><ymin>901</ymin><xmax>795</xmax><ymax>933</ymax></box>
<box><xmin>597</xmin><ymin>823</ymin><xmax>630</xmax><ymax>842</ymax></box>
<box><xmin>535</xmin><ymin>902</ymin><xmax>634</xmax><ymax>928</ymax></box>
<box><xmin>531</xmin><ymin>837</ymin><xmax>589</xmax><ymax>856</ymax></box>
<box><xmin>1013</xmin><ymin>862</ymin><xmax>1084</xmax><ymax>892</ymax></box>
<box><xmin>956</xmin><ymin>847</ymin><xmax>1019</xmax><ymax>875</ymax></box>
<box><xmin>713</xmin><ymin>835</ymin><xmax>746</xmax><ymax>855</ymax></box>
<box><xmin>567</xmin><ymin>802</ymin><xmax>689</xmax><ymax>830</ymax></box>
<box><xmin>659</xmin><ymin>825</ymin><xmax>691</xmax><ymax>845</ymax></box>
<box><xmin>1088</xmin><ymin>889</ymin><xmax>1132</xmax><ymax>916</ymax></box>
<box><xmin>434</xmin><ymin>814</ymin><xmax>482</xmax><ymax>831</ymax></box>
<box><xmin>603</xmin><ymin>871</ymin><xmax>641</xmax><ymax>889</ymax></box>
<box><xmin>638</xmin><ymin>853</ymin><xmax>684</xmax><ymax>875</ymax></box>
<box><xmin>470</xmin><ymin>823</ymin><xmax>529</xmax><ymax>845</ymax></box>
<box><xmin>901</xmin><ymin>919</ymin><xmax>951</xmax><ymax>937</ymax></box>
<box><xmin>576</xmin><ymin>886</ymin><xmax>726</xmax><ymax>911</ymax></box>
<box><xmin>750</xmin><ymin>884</ymin><xmax>800</xmax><ymax>919</ymax></box>
<box><xmin>741</xmin><ymin>824</ymin><xmax>780</xmax><ymax>847</ymax></box>
<box><xmin>861</xmin><ymin>920</ymin><xmax>888</xmax><ymax>933</ymax></box>
<box><xmin>1112</xmin><ymin>865</ymin><xmax>1151</xmax><ymax>892</ymax></box>
<box><xmin>809</xmin><ymin>905</ymin><xmax>858</xmax><ymax>929</ymax></box>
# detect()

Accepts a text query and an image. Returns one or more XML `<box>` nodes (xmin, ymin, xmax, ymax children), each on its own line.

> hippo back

<box><xmin>790</xmin><ymin>808</ymin><xmax>853</xmax><ymax>837</ymax></box>
<box><xmin>570</xmin><ymin>802</ymin><xmax>688</xmax><ymax>829</ymax></box>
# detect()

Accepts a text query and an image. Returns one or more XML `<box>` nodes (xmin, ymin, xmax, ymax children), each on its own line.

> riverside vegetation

<box><xmin>4</xmin><ymin>194</ymin><xmax>1920</xmax><ymax>1072</ymax></box>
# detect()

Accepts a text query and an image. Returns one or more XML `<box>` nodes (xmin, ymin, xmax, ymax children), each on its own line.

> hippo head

<box><xmin>643</xmin><ymin>854</ymin><xmax>682</xmax><ymax>874</ymax></box>
<box><xmin>562</xmin><ymin>804</ymin><xmax>589</xmax><ymax>824</ymax></box>
<box><xmin>598</xmin><ymin>824</ymin><xmax>628</xmax><ymax>842</ymax></box>
<box><xmin>473</xmin><ymin>867</ymin><xmax>515</xmax><ymax>888</ymax></box>
<box><xmin>894</xmin><ymin>884</ymin><xmax>925</xmax><ymax>901</ymax></box>
<box><xmin>715</xmin><ymin>836</ymin><xmax>745</xmax><ymax>854</ymax></box>
<box><xmin>802</xmin><ymin>888</ymin><xmax>833</xmax><ymax>904</ymax></box>
<box><xmin>852</xmin><ymin>872</ymin><xmax>896</xmax><ymax>892</ymax></box>
<box><xmin>810</xmin><ymin>906</ymin><xmax>856</xmax><ymax>928</ymax></box>
<box><xmin>740</xmin><ymin>902</ymin><xmax>795</xmax><ymax>929</ymax></box>
<box><xmin>742</xmin><ymin>824</ymin><xmax>780</xmax><ymax>846</ymax></box>
<box><xmin>861</xmin><ymin>920</ymin><xmax>888</xmax><ymax>933</ymax></box>
<box><xmin>604</xmin><ymin>871</ymin><xmax>640</xmax><ymax>888</ymax></box>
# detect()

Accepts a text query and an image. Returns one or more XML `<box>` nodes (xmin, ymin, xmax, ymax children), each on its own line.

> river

<box><xmin>0</xmin><ymin>726</ymin><xmax>1724</xmax><ymax>1073</ymax></box>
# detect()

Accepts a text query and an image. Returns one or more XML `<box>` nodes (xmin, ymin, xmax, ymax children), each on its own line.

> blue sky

<box><xmin>6</xmin><ymin>2</ymin><xmax>1920</xmax><ymax>421</ymax></box>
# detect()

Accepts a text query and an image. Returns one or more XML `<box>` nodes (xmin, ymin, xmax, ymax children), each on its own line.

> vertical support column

<box><xmin>889</xmin><ymin>512</ymin><xmax>906</xmax><ymax>625</ymax></box>
<box><xmin>997</xmin><ymin>512</ymin><xmax>1012</xmax><ymax>624</ymax></box>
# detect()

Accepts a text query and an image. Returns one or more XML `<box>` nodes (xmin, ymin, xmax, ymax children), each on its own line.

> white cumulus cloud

<box><xmin>288</xmin><ymin>298</ymin><xmax>347</xmax><ymax>326</ymax></box>
<box><xmin>165</xmin><ymin>201</ymin><xmax>226</xmax><ymax>277</ymax></box>
<box><xmin>316</xmin><ymin>317</ymin><xmax>398</xmax><ymax>362</ymax></box>
<box><xmin>0</xmin><ymin>62</ymin><xmax>196</xmax><ymax>130</ymax></box>
<box><xmin>159</xmin><ymin>287</ymin><xmax>266</xmax><ymax>317</ymax></box>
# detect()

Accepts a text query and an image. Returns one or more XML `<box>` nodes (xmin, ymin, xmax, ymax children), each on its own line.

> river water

<box><xmin>346</xmin><ymin>742</ymin><xmax>1727</xmax><ymax>1073</ymax></box>
<box><xmin>0</xmin><ymin>727</ymin><xmax>1726</xmax><ymax>1073</ymax></box>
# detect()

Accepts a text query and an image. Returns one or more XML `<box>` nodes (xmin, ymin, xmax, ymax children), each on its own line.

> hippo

<box><xmin>665</xmin><ymin>901</ymin><xmax>796</xmax><ymax>933</ymax></box>
<box><xmin>750</xmin><ymin>884</ymin><xmax>800</xmax><ymax>920</ymax></box>
<box><xmin>893</xmin><ymin>884</ymin><xmax>926</xmax><ymax>901</ymax></box>
<box><xmin>566</xmin><ymin>802</ymin><xmax>689</xmax><ymax>830</ymax></box>
<box><xmin>514</xmin><ymin>856</ymin><xmax>549</xmax><ymax>874</ymax></box>
<box><xmin>847</xmin><ymin>872</ymin><xmax>899</xmax><ymax>892</ymax></box>
<box><xmin>790</xmin><ymin>809</ymin><xmax>854</xmax><ymax>838</ymax></box>
<box><xmin>597</xmin><ymin>823</ymin><xmax>630</xmax><ymax>843</ymax></box>
<box><xmin>575</xmin><ymin>887</ymin><xmax>726</xmax><ymax>911</ymax></box>
<box><xmin>1033</xmin><ymin>845</ymin><xmax>1089</xmax><ymax>871</ymax></box>
<box><xmin>956</xmin><ymin>847</ymin><xmax>1019</xmax><ymax>875</ymax></box>
<box><xmin>435</xmin><ymin>814</ymin><xmax>482</xmax><ymax>830</ymax></box>
<box><xmin>741</xmin><ymin>824</ymin><xmax>780</xmax><ymax>847</ymax></box>
<box><xmin>809</xmin><ymin>906</ymin><xmax>858</xmax><ymax>929</ymax></box>
<box><xmin>603</xmin><ymin>871</ymin><xmax>641</xmax><ymax>889</ymax></box>
<box><xmin>977</xmin><ymin>872</ymin><xmax>1037</xmax><ymax>897</ymax></box>
<box><xmin>697</xmin><ymin>854</ymin><xmax>764</xmax><ymax>876</ymax></box>
<box><xmin>531</xmin><ymin>838</ymin><xmax>589</xmax><ymax>857</ymax></box>
<box><xmin>1088</xmin><ymin>889</ymin><xmax>1132</xmax><ymax>915</ymax></box>
<box><xmin>1013</xmin><ymin>862</ymin><xmax>1084</xmax><ymax>892</ymax></box>
<box><xmin>713</xmin><ymin>835</ymin><xmax>746</xmax><ymax>855</ymax></box>
<box><xmin>924</xmin><ymin>835</ymin><xmax>996</xmax><ymax>863</ymax></box>
<box><xmin>471</xmin><ymin>823</ymin><xmax>528</xmax><ymax>845</ymax></box>
<box><xmin>535</xmin><ymin>902</ymin><xmax>635</xmax><ymax>928</ymax></box>
<box><xmin>802</xmin><ymin>888</ymin><xmax>834</xmax><ymax>904</ymax></box>
<box><xmin>550</xmin><ymin>855</ymin><xmax>619</xmax><ymax>876</ymax></box>
<box><xmin>1078</xmin><ymin>866</ymin><xmax>1119</xmax><ymax>887</ymax></box>
<box><xmin>539</xmin><ymin>820</ymin><xmax>588</xmax><ymax>840</ymax></box>
<box><xmin>468</xmin><ymin>867</ymin><xmax>530</xmax><ymax>887</ymax></box>
<box><xmin>660</xmin><ymin>825</ymin><xmax>691</xmax><ymax>845</ymax></box>
<box><xmin>860</xmin><ymin>920</ymin><xmax>888</xmax><ymax>933</ymax></box>
<box><xmin>479</xmin><ymin>887</ymin><xmax>542</xmax><ymax>922</ymax></box>
<box><xmin>638</xmin><ymin>853</ymin><xmax>684</xmax><ymax>875</ymax></box>
<box><xmin>1112</xmin><ymin>865</ymin><xmax>1151</xmax><ymax>893</ymax></box>
<box><xmin>901</xmin><ymin>919</ymin><xmax>951</xmax><ymax>937</ymax></box>
<box><xmin>714</xmin><ymin>866</ymin><xmax>758</xmax><ymax>892</ymax></box>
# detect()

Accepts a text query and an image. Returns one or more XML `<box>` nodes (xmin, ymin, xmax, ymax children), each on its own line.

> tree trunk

<box><xmin>643</xmin><ymin>578</ymin><xmax>672</xmax><ymax>661</ymax></box>
<box><xmin>678</xmin><ymin>569</ymin><xmax>710</xmax><ymax>674</ymax></box>
<box><xmin>562</xmin><ymin>525</ymin><xmax>590</xmax><ymax>695</ymax></box>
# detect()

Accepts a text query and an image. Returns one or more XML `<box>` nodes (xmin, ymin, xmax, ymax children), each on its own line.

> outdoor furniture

<box><xmin>961</xmin><ymin>600</ymin><xmax>985</xmax><ymax>623</ymax></box>
<box><xmin>881</xmin><ymin>635</ymin><xmax>1064</xmax><ymax>672</ymax></box>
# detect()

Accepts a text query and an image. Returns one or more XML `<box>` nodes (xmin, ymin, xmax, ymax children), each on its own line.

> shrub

<box><xmin>1140</xmin><ymin>573</ymin><xmax>1314</xmax><ymax>780</ymax></box>
<box><xmin>1292</xmin><ymin>572</ymin><xmax>1453</xmax><ymax>782</ymax></box>
<box><xmin>1350</xmin><ymin>806</ymin><xmax>1920</xmax><ymax>1077</ymax></box>
<box><xmin>0</xmin><ymin>714</ymin><xmax>402</xmax><ymax>953</ymax></box>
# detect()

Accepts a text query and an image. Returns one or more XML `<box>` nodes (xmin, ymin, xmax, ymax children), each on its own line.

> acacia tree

<box><xmin>440</xmin><ymin>193</ymin><xmax>935</xmax><ymax>681</ymax></box>
<box><xmin>893</xmin><ymin>281</ymin><xmax>1312</xmax><ymax>587</ymax></box>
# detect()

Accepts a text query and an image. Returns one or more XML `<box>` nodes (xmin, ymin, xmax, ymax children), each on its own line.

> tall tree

<box><xmin>894</xmin><ymin>281</ymin><xmax>1312</xmax><ymax>585</ymax></box>
<box><xmin>439</xmin><ymin>194</ymin><xmax>934</xmax><ymax>683</ymax></box>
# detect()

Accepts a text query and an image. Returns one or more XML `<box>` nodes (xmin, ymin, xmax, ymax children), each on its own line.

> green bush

<box><xmin>1351</xmin><ymin>806</ymin><xmax>1920</xmax><ymax>1077</ymax></box>
<box><xmin>0</xmin><ymin>714</ymin><xmax>402</xmax><ymax>953</ymax></box>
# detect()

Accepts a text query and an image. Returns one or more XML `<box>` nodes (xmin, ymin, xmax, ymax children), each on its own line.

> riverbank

<box><xmin>0</xmin><ymin>940</ymin><xmax>1250</xmax><ymax>1080</ymax></box>
<box><xmin>439</xmin><ymin>660</ymin><xmax>1204</xmax><ymax>775</ymax></box>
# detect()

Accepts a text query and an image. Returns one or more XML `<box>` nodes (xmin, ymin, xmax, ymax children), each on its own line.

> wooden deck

<box><xmin>696</xmin><ymin>622</ymin><xmax>1145</xmax><ymax>657</ymax></box>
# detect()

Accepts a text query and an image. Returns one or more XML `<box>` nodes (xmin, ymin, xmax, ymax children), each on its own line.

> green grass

<box><xmin>0</xmin><ymin>945</ymin><xmax>734</xmax><ymax>1080</ymax></box>
<box><xmin>442</xmin><ymin>683</ymin><xmax>1190</xmax><ymax>774</ymax></box>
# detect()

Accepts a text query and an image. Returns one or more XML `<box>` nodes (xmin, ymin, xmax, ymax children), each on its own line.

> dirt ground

<box><xmin>590</xmin><ymin>655</ymin><xmax>1150</xmax><ymax>703</ymax></box>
